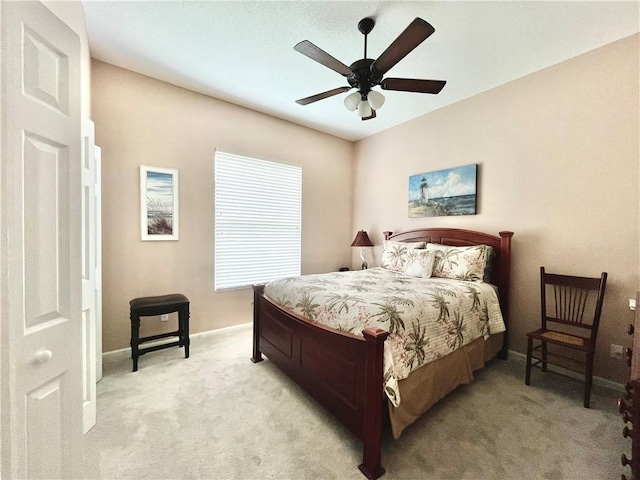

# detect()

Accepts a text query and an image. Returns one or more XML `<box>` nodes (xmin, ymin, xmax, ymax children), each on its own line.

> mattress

<box><xmin>264</xmin><ymin>268</ymin><xmax>506</xmax><ymax>407</ymax></box>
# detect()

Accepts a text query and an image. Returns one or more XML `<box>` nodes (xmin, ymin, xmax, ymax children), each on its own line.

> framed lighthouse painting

<box><xmin>408</xmin><ymin>164</ymin><xmax>477</xmax><ymax>217</ymax></box>
<box><xmin>140</xmin><ymin>165</ymin><xmax>179</xmax><ymax>240</ymax></box>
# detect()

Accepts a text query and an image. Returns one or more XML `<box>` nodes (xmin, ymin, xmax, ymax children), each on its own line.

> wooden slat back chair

<box><xmin>525</xmin><ymin>266</ymin><xmax>607</xmax><ymax>408</ymax></box>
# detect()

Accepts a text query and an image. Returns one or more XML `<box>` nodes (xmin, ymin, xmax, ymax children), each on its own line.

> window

<box><xmin>214</xmin><ymin>151</ymin><xmax>302</xmax><ymax>291</ymax></box>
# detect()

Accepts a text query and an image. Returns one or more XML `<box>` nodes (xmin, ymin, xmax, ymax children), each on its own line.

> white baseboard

<box><xmin>508</xmin><ymin>349</ymin><xmax>624</xmax><ymax>392</ymax></box>
<box><xmin>102</xmin><ymin>322</ymin><xmax>252</xmax><ymax>361</ymax></box>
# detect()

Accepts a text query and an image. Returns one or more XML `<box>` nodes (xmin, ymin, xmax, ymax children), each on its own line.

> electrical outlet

<box><xmin>610</xmin><ymin>344</ymin><xmax>623</xmax><ymax>359</ymax></box>
<box><xmin>160</xmin><ymin>314</ymin><xmax>169</xmax><ymax>322</ymax></box>
<box><xmin>630</xmin><ymin>298</ymin><xmax>637</xmax><ymax>311</ymax></box>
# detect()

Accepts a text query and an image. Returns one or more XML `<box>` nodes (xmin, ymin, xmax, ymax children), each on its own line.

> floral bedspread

<box><xmin>264</xmin><ymin>267</ymin><xmax>505</xmax><ymax>407</ymax></box>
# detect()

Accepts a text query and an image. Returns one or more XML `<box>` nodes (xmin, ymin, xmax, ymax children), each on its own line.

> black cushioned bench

<box><xmin>129</xmin><ymin>293</ymin><xmax>190</xmax><ymax>372</ymax></box>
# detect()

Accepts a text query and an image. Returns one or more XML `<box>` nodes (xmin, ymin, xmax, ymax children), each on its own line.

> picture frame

<box><xmin>140</xmin><ymin>165</ymin><xmax>179</xmax><ymax>241</ymax></box>
<box><xmin>408</xmin><ymin>164</ymin><xmax>478</xmax><ymax>217</ymax></box>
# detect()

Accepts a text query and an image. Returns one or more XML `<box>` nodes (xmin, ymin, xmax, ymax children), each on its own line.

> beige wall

<box><xmin>94</xmin><ymin>33</ymin><xmax>638</xmax><ymax>382</ymax></box>
<box><xmin>353</xmin><ymin>34</ymin><xmax>640</xmax><ymax>383</ymax></box>
<box><xmin>92</xmin><ymin>61</ymin><xmax>353</xmax><ymax>352</ymax></box>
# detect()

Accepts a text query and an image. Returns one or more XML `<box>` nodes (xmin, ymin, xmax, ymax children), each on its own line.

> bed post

<box><xmin>359</xmin><ymin>327</ymin><xmax>390</xmax><ymax>480</ymax></box>
<box><xmin>251</xmin><ymin>284</ymin><xmax>264</xmax><ymax>363</ymax></box>
<box><xmin>498</xmin><ymin>231</ymin><xmax>514</xmax><ymax>360</ymax></box>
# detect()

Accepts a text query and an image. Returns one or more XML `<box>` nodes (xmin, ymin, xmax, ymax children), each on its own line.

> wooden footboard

<box><xmin>252</xmin><ymin>284</ymin><xmax>389</xmax><ymax>479</ymax></box>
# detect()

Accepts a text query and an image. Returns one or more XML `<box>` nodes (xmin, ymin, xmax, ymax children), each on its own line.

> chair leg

<box><xmin>525</xmin><ymin>336</ymin><xmax>533</xmax><ymax>385</ymax></box>
<box><xmin>584</xmin><ymin>352</ymin><xmax>594</xmax><ymax>408</ymax></box>
<box><xmin>541</xmin><ymin>341</ymin><xmax>548</xmax><ymax>372</ymax></box>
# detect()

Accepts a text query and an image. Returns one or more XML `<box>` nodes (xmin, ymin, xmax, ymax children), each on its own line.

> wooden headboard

<box><xmin>385</xmin><ymin>228</ymin><xmax>514</xmax><ymax>358</ymax></box>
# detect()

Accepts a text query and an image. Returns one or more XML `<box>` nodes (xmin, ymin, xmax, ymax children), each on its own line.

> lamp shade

<box><xmin>344</xmin><ymin>91</ymin><xmax>361</xmax><ymax>112</ymax></box>
<box><xmin>350</xmin><ymin>230</ymin><xmax>373</xmax><ymax>247</ymax></box>
<box><xmin>367</xmin><ymin>90</ymin><xmax>385</xmax><ymax>110</ymax></box>
<box><xmin>357</xmin><ymin>100</ymin><xmax>372</xmax><ymax>118</ymax></box>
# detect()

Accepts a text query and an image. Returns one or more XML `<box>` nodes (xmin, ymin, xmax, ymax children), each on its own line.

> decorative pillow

<box><xmin>426</xmin><ymin>243</ymin><xmax>489</xmax><ymax>282</ymax></box>
<box><xmin>381</xmin><ymin>240</ymin><xmax>426</xmax><ymax>272</ymax></box>
<box><xmin>402</xmin><ymin>250</ymin><xmax>435</xmax><ymax>278</ymax></box>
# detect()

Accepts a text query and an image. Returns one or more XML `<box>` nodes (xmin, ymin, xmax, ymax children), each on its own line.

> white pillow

<box><xmin>381</xmin><ymin>240</ymin><xmax>426</xmax><ymax>272</ymax></box>
<box><xmin>426</xmin><ymin>243</ymin><xmax>489</xmax><ymax>282</ymax></box>
<box><xmin>402</xmin><ymin>250</ymin><xmax>435</xmax><ymax>278</ymax></box>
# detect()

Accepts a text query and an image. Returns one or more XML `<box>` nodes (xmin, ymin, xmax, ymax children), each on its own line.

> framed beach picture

<box><xmin>409</xmin><ymin>164</ymin><xmax>478</xmax><ymax>217</ymax></box>
<box><xmin>140</xmin><ymin>165</ymin><xmax>179</xmax><ymax>241</ymax></box>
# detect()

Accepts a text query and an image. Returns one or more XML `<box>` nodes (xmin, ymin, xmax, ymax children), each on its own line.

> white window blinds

<box><xmin>214</xmin><ymin>151</ymin><xmax>302</xmax><ymax>291</ymax></box>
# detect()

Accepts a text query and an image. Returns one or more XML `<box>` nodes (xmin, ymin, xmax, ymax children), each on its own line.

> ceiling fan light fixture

<box><xmin>344</xmin><ymin>91</ymin><xmax>361</xmax><ymax>111</ymax></box>
<box><xmin>367</xmin><ymin>90</ymin><xmax>385</xmax><ymax>110</ymax></box>
<box><xmin>357</xmin><ymin>99</ymin><xmax>372</xmax><ymax>118</ymax></box>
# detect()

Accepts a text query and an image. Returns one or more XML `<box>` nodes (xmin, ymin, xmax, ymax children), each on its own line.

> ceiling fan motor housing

<box><xmin>348</xmin><ymin>58</ymin><xmax>383</xmax><ymax>95</ymax></box>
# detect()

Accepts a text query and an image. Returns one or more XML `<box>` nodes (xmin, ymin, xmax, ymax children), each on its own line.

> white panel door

<box><xmin>81</xmin><ymin>119</ymin><xmax>97</xmax><ymax>433</ymax></box>
<box><xmin>95</xmin><ymin>146</ymin><xmax>103</xmax><ymax>382</ymax></box>
<box><xmin>0</xmin><ymin>1</ymin><xmax>83</xmax><ymax>478</ymax></box>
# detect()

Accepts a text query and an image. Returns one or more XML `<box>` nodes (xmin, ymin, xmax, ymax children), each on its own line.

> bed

<box><xmin>251</xmin><ymin>228</ymin><xmax>513</xmax><ymax>479</ymax></box>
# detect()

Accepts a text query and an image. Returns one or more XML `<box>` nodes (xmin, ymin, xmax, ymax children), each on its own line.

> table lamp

<box><xmin>351</xmin><ymin>230</ymin><xmax>373</xmax><ymax>270</ymax></box>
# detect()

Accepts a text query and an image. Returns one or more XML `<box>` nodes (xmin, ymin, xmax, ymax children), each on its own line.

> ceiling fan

<box><xmin>294</xmin><ymin>17</ymin><xmax>446</xmax><ymax>121</ymax></box>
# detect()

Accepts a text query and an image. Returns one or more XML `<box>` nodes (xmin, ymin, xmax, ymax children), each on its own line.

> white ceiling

<box><xmin>82</xmin><ymin>1</ymin><xmax>639</xmax><ymax>142</ymax></box>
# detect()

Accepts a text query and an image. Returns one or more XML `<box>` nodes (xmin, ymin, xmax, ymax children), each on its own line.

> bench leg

<box><xmin>182</xmin><ymin>305</ymin><xmax>190</xmax><ymax>358</ymax></box>
<box><xmin>131</xmin><ymin>313</ymin><xmax>140</xmax><ymax>372</ymax></box>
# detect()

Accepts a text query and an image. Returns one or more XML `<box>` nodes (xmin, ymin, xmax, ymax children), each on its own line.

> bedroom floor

<box><xmin>83</xmin><ymin>324</ymin><xmax>627</xmax><ymax>480</ymax></box>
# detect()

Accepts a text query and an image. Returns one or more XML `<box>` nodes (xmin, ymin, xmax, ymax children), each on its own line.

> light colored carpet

<box><xmin>83</xmin><ymin>324</ymin><xmax>628</xmax><ymax>480</ymax></box>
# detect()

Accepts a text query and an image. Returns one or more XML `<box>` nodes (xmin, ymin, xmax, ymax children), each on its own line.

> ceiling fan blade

<box><xmin>381</xmin><ymin>78</ymin><xmax>446</xmax><ymax>94</ymax></box>
<box><xmin>294</xmin><ymin>40</ymin><xmax>352</xmax><ymax>77</ymax></box>
<box><xmin>362</xmin><ymin>109</ymin><xmax>376</xmax><ymax>121</ymax></box>
<box><xmin>371</xmin><ymin>18</ymin><xmax>435</xmax><ymax>75</ymax></box>
<box><xmin>295</xmin><ymin>86</ymin><xmax>352</xmax><ymax>106</ymax></box>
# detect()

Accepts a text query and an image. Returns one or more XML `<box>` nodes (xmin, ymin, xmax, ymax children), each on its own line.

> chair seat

<box><xmin>527</xmin><ymin>328</ymin><xmax>593</xmax><ymax>351</ymax></box>
<box><xmin>541</xmin><ymin>330</ymin><xmax>584</xmax><ymax>346</ymax></box>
